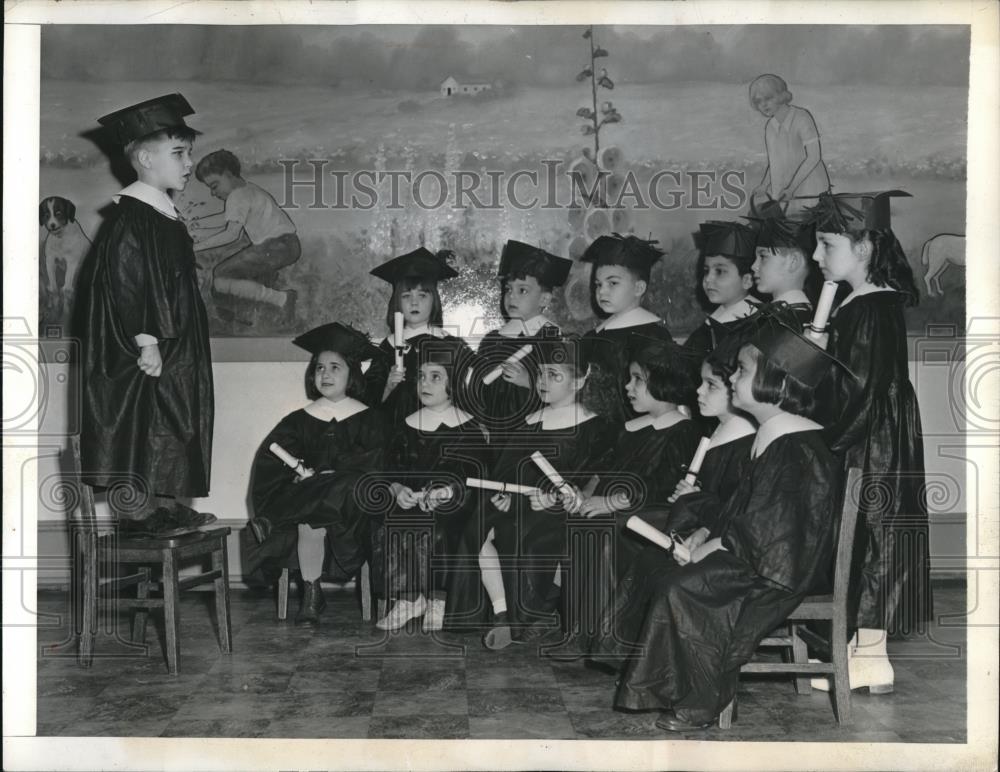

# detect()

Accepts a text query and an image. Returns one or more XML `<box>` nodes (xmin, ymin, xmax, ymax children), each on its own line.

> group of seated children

<box><xmin>245</xmin><ymin>190</ymin><xmax>931</xmax><ymax>732</ymax></box>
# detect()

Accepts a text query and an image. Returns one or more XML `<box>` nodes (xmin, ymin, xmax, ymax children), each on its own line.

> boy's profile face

<box><xmin>702</xmin><ymin>255</ymin><xmax>753</xmax><ymax>307</ymax></box>
<box><xmin>593</xmin><ymin>264</ymin><xmax>646</xmax><ymax>315</ymax></box>
<box><xmin>201</xmin><ymin>171</ymin><xmax>239</xmax><ymax>202</ymax></box>
<box><xmin>135</xmin><ymin>135</ymin><xmax>194</xmax><ymax>193</ymax></box>
<box><xmin>752</xmin><ymin>247</ymin><xmax>802</xmax><ymax>294</ymax></box>
<box><xmin>503</xmin><ymin>275</ymin><xmax>550</xmax><ymax>321</ymax></box>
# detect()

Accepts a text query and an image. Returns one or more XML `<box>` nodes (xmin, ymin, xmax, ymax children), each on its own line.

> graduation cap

<box><xmin>293</xmin><ymin>322</ymin><xmax>385</xmax><ymax>363</ymax></box>
<box><xmin>629</xmin><ymin>329</ymin><xmax>702</xmax><ymax>376</ymax></box>
<box><xmin>580</xmin><ymin>233</ymin><xmax>664</xmax><ymax>275</ymax></box>
<box><xmin>745</xmin><ymin>214</ymin><xmax>815</xmax><ymax>255</ymax></box>
<box><xmin>695</xmin><ymin>220</ymin><xmax>757</xmax><ymax>260</ymax></box>
<box><xmin>746</xmin><ymin>305</ymin><xmax>856</xmax><ymax>388</ymax></box>
<box><xmin>369</xmin><ymin>247</ymin><xmax>459</xmax><ymax>285</ymax></box>
<box><xmin>97</xmin><ymin>93</ymin><xmax>200</xmax><ymax>146</ymax></box>
<box><xmin>498</xmin><ymin>240</ymin><xmax>573</xmax><ymax>288</ymax></box>
<box><xmin>801</xmin><ymin>190</ymin><xmax>912</xmax><ymax>232</ymax></box>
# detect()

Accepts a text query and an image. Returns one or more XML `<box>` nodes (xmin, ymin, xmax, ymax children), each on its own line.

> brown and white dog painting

<box><xmin>39</xmin><ymin>196</ymin><xmax>91</xmax><ymax>325</ymax></box>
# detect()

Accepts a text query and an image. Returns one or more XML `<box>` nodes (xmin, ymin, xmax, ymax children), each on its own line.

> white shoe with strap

<box><xmin>811</xmin><ymin>628</ymin><xmax>895</xmax><ymax>694</ymax></box>
<box><xmin>376</xmin><ymin>595</ymin><xmax>427</xmax><ymax>631</ymax></box>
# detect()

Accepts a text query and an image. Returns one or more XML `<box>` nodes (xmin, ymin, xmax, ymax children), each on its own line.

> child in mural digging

<box><xmin>191</xmin><ymin>149</ymin><xmax>300</xmax><ymax>324</ymax></box>
<box><xmin>749</xmin><ymin>73</ymin><xmax>832</xmax><ymax>217</ymax></box>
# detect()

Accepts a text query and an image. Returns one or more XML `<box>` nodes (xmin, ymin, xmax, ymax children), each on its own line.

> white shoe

<box><xmin>422</xmin><ymin>599</ymin><xmax>446</xmax><ymax>632</ymax></box>
<box><xmin>375</xmin><ymin>596</ymin><xmax>427</xmax><ymax>631</ymax></box>
<box><xmin>810</xmin><ymin>634</ymin><xmax>895</xmax><ymax>694</ymax></box>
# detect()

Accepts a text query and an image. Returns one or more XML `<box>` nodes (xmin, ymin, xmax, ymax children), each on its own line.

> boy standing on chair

<box><xmin>78</xmin><ymin>94</ymin><xmax>214</xmax><ymax>534</ymax></box>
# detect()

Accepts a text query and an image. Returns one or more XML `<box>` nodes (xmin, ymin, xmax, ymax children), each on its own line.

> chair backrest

<box><xmin>69</xmin><ymin>435</ymin><xmax>99</xmax><ymax>530</ymax></box>
<box><xmin>832</xmin><ymin>467</ymin><xmax>862</xmax><ymax>601</ymax></box>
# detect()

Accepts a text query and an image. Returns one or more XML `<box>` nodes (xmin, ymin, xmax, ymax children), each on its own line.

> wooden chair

<box><xmin>718</xmin><ymin>466</ymin><xmax>861</xmax><ymax>728</ymax></box>
<box><xmin>70</xmin><ymin>436</ymin><xmax>233</xmax><ymax>675</ymax></box>
<box><xmin>276</xmin><ymin>562</ymin><xmax>383</xmax><ymax>622</ymax></box>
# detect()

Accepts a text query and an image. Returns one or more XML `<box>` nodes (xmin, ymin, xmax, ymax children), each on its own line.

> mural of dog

<box><xmin>39</xmin><ymin>196</ymin><xmax>91</xmax><ymax>324</ymax></box>
<box><xmin>920</xmin><ymin>233</ymin><xmax>965</xmax><ymax>298</ymax></box>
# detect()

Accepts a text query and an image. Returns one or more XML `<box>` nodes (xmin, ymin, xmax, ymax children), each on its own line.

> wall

<box><xmin>34</xmin><ymin>337</ymin><xmax>969</xmax><ymax>585</ymax></box>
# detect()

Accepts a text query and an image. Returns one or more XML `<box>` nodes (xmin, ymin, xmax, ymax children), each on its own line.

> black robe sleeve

<box><xmin>719</xmin><ymin>432</ymin><xmax>840</xmax><ymax>593</ymax></box>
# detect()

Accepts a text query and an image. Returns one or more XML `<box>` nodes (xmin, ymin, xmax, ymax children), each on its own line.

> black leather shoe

<box><xmin>247</xmin><ymin>517</ymin><xmax>272</xmax><ymax>544</ymax></box>
<box><xmin>295</xmin><ymin>580</ymin><xmax>327</xmax><ymax>625</ymax></box>
<box><xmin>655</xmin><ymin>710</ymin><xmax>715</xmax><ymax>732</ymax></box>
<box><xmin>513</xmin><ymin>615</ymin><xmax>561</xmax><ymax>644</ymax></box>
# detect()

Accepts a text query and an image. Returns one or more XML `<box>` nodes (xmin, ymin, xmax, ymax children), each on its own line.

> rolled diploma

<box><xmin>393</xmin><ymin>311</ymin><xmax>405</xmax><ymax>368</ymax></box>
<box><xmin>683</xmin><ymin>436</ymin><xmax>713</xmax><ymax>485</ymax></box>
<box><xmin>466</xmin><ymin>477</ymin><xmax>539</xmax><ymax>495</ymax></box>
<box><xmin>530</xmin><ymin>451</ymin><xmax>570</xmax><ymax>491</ymax></box>
<box><xmin>807</xmin><ymin>281</ymin><xmax>838</xmax><ymax>342</ymax></box>
<box><xmin>483</xmin><ymin>344</ymin><xmax>533</xmax><ymax>385</ymax></box>
<box><xmin>626</xmin><ymin>516</ymin><xmax>691</xmax><ymax>562</ymax></box>
<box><xmin>269</xmin><ymin>442</ymin><xmax>312</xmax><ymax>479</ymax></box>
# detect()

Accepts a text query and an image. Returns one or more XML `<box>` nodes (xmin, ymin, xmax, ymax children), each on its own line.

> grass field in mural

<box><xmin>39</xmin><ymin>79</ymin><xmax>967</xmax><ymax>338</ymax></box>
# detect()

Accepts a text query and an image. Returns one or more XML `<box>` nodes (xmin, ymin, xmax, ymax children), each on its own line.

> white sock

<box><xmin>478</xmin><ymin>533</ymin><xmax>507</xmax><ymax>610</ymax></box>
<box><xmin>297</xmin><ymin>524</ymin><xmax>325</xmax><ymax>582</ymax></box>
<box><xmin>553</xmin><ymin>563</ymin><xmax>562</xmax><ymax>588</ymax></box>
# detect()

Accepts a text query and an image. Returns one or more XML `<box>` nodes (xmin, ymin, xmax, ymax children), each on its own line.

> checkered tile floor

<box><xmin>33</xmin><ymin>584</ymin><xmax>966</xmax><ymax>741</ymax></box>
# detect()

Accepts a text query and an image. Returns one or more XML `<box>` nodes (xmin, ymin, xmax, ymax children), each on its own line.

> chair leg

<box><xmin>162</xmin><ymin>551</ymin><xmax>181</xmax><ymax>675</ymax></box>
<box><xmin>360</xmin><ymin>562</ymin><xmax>372</xmax><ymax>622</ymax></box>
<box><xmin>277</xmin><ymin>568</ymin><xmax>289</xmax><ymax>621</ymax></box>
<box><xmin>791</xmin><ymin>625</ymin><xmax>811</xmax><ymax>695</ymax></box>
<box><xmin>831</xmin><ymin>620</ymin><xmax>852</xmax><ymax>725</ymax></box>
<box><xmin>78</xmin><ymin>529</ymin><xmax>98</xmax><ymax>668</ymax></box>
<box><xmin>132</xmin><ymin>567</ymin><xmax>151</xmax><ymax>644</ymax></box>
<box><xmin>212</xmin><ymin>541</ymin><xmax>233</xmax><ymax>654</ymax></box>
<box><xmin>718</xmin><ymin>697</ymin><xmax>736</xmax><ymax>729</ymax></box>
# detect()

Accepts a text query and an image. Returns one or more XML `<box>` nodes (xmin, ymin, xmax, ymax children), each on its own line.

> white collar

<box><xmin>525</xmin><ymin>403</ymin><xmax>597</xmax><ymax>430</ymax></box>
<box><xmin>113</xmin><ymin>181</ymin><xmax>180</xmax><ymax>220</ymax></box>
<box><xmin>773</xmin><ymin>289</ymin><xmax>811</xmax><ymax>306</ymax></box>
<box><xmin>497</xmin><ymin>315</ymin><xmax>553</xmax><ymax>338</ymax></box>
<box><xmin>750</xmin><ymin>412</ymin><xmax>822</xmax><ymax>459</ymax></box>
<box><xmin>303</xmin><ymin>397</ymin><xmax>368</xmax><ymax>422</ymax></box>
<box><xmin>709</xmin><ymin>297</ymin><xmax>757</xmax><ymax>323</ymax></box>
<box><xmin>405</xmin><ymin>404</ymin><xmax>474</xmax><ymax>430</ymax></box>
<box><xmin>709</xmin><ymin>414</ymin><xmax>757</xmax><ymax>449</ymax></box>
<box><xmin>595</xmin><ymin>306</ymin><xmax>662</xmax><ymax>332</ymax></box>
<box><xmin>838</xmin><ymin>285</ymin><xmax>897</xmax><ymax>310</ymax></box>
<box><xmin>624</xmin><ymin>410</ymin><xmax>688</xmax><ymax>433</ymax></box>
<box><xmin>402</xmin><ymin>323</ymin><xmax>447</xmax><ymax>341</ymax></box>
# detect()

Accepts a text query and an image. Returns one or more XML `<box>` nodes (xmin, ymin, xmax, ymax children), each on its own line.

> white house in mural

<box><xmin>440</xmin><ymin>76</ymin><xmax>492</xmax><ymax>97</ymax></box>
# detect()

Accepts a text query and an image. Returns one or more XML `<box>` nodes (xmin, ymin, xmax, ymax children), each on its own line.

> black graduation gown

<box><xmin>567</xmin><ymin>418</ymin><xmax>702</xmax><ymax>636</ymax></box>
<box><xmin>78</xmin><ymin>195</ymin><xmax>213</xmax><ymax>499</ymax></box>
<box><xmin>683</xmin><ymin>317</ymin><xmax>746</xmax><ymax>359</ymax></box>
<box><xmin>489</xmin><ymin>411</ymin><xmax>620</xmax><ymax>627</ymax></box>
<box><xmin>824</xmin><ymin>291</ymin><xmax>932</xmax><ymax>633</ymax></box>
<box><xmin>590</xmin><ymin>430</ymin><xmax>839</xmax><ymax>722</ymax></box>
<box><xmin>467</xmin><ymin>325</ymin><xmax>558</xmax><ymax>436</ymax></box>
<box><xmin>584</xmin><ymin>320</ymin><xmax>673</xmax><ymax>423</ymax></box>
<box><xmin>364</xmin><ymin>332</ymin><xmax>474</xmax><ymax>432</ymax></box>
<box><xmin>373</xmin><ymin>415</ymin><xmax>490</xmax><ymax>628</ymax></box>
<box><xmin>656</xmin><ymin>433</ymin><xmax>756</xmax><ymax>536</ymax></box>
<box><xmin>245</xmin><ymin>405</ymin><xmax>385</xmax><ymax>583</ymax></box>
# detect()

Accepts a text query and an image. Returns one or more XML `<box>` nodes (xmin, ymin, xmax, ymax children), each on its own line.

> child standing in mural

<box><xmin>806</xmin><ymin>190</ymin><xmax>932</xmax><ymax>694</ymax></box>
<box><xmin>191</xmin><ymin>149</ymin><xmax>300</xmax><ymax>320</ymax></box>
<box><xmin>684</xmin><ymin>220</ymin><xmax>759</xmax><ymax>358</ymax></box>
<box><xmin>78</xmin><ymin>94</ymin><xmax>214</xmax><ymax>534</ymax></box>
<box><xmin>749</xmin><ymin>74</ymin><xmax>831</xmax><ymax>217</ymax></box>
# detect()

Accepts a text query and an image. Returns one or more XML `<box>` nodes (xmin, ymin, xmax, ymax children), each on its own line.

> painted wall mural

<box><xmin>39</xmin><ymin>24</ymin><xmax>968</xmax><ymax>340</ymax></box>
